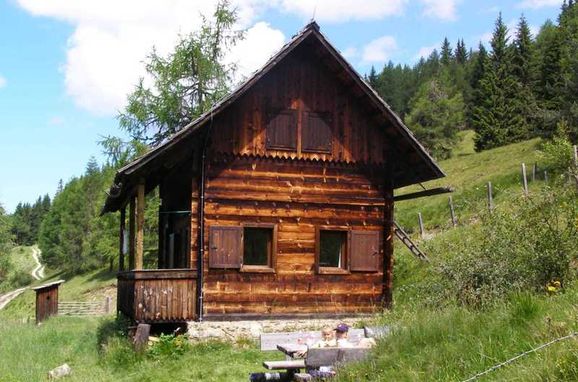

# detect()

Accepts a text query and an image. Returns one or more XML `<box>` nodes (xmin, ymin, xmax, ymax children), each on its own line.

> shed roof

<box><xmin>102</xmin><ymin>22</ymin><xmax>444</xmax><ymax>214</ymax></box>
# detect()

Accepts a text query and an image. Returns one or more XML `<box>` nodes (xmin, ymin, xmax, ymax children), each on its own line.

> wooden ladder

<box><xmin>393</xmin><ymin>221</ymin><xmax>429</xmax><ymax>261</ymax></box>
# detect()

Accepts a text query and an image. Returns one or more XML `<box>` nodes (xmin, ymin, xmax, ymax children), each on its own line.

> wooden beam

<box><xmin>119</xmin><ymin>207</ymin><xmax>126</xmax><ymax>271</ymax></box>
<box><xmin>129</xmin><ymin>196</ymin><xmax>136</xmax><ymax>270</ymax></box>
<box><xmin>135</xmin><ymin>183</ymin><xmax>145</xmax><ymax>270</ymax></box>
<box><xmin>393</xmin><ymin>187</ymin><xmax>453</xmax><ymax>202</ymax></box>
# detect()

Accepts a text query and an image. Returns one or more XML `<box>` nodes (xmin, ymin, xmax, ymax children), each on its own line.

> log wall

<box><xmin>197</xmin><ymin>155</ymin><xmax>392</xmax><ymax>317</ymax></box>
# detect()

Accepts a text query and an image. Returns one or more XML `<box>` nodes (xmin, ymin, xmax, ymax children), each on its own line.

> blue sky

<box><xmin>0</xmin><ymin>0</ymin><xmax>562</xmax><ymax>212</ymax></box>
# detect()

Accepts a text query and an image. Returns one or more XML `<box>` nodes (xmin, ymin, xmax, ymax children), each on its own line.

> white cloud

<box><xmin>16</xmin><ymin>0</ymin><xmax>284</xmax><ymax>116</ymax></box>
<box><xmin>278</xmin><ymin>0</ymin><xmax>407</xmax><ymax>22</ymax></box>
<box><xmin>517</xmin><ymin>0</ymin><xmax>560</xmax><ymax>9</ymax></box>
<box><xmin>362</xmin><ymin>36</ymin><xmax>397</xmax><ymax>64</ymax></box>
<box><xmin>421</xmin><ymin>0</ymin><xmax>459</xmax><ymax>21</ymax></box>
<box><xmin>415</xmin><ymin>44</ymin><xmax>438</xmax><ymax>60</ymax></box>
<box><xmin>0</xmin><ymin>75</ymin><xmax>6</xmax><ymax>88</ymax></box>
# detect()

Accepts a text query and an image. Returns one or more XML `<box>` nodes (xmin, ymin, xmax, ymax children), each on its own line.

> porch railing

<box><xmin>117</xmin><ymin>269</ymin><xmax>197</xmax><ymax>323</ymax></box>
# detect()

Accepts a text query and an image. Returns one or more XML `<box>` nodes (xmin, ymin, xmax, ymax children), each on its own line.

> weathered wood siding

<box><xmin>200</xmin><ymin>155</ymin><xmax>391</xmax><ymax>316</ymax></box>
<box><xmin>210</xmin><ymin>44</ymin><xmax>387</xmax><ymax>165</ymax></box>
<box><xmin>35</xmin><ymin>285</ymin><xmax>60</xmax><ymax>323</ymax></box>
<box><xmin>117</xmin><ymin>270</ymin><xmax>197</xmax><ymax>322</ymax></box>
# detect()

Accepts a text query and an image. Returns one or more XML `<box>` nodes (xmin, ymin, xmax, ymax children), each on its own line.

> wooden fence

<box><xmin>58</xmin><ymin>297</ymin><xmax>111</xmax><ymax>317</ymax></box>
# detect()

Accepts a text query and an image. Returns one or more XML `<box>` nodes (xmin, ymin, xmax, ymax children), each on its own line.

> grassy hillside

<box><xmin>0</xmin><ymin>246</ymin><xmax>38</xmax><ymax>292</ymax></box>
<box><xmin>396</xmin><ymin>131</ymin><xmax>542</xmax><ymax>232</ymax></box>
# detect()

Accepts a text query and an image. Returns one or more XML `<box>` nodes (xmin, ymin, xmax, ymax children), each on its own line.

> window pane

<box><xmin>243</xmin><ymin>227</ymin><xmax>272</xmax><ymax>266</ymax></box>
<box><xmin>320</xmin><ymin>231</ymin><xmax>346</xmax><ymax>268</ymax></box>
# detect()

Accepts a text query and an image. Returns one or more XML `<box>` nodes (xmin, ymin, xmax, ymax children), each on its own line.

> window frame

<box><xmin>315</xmin><ymin>226</ymin><xmax>350</xmax><ymax>275</ymax></box>
<box><xmin>240</xmin><ymin>223</ymin><xmax>277</xmax><ymax>273</ymax></box>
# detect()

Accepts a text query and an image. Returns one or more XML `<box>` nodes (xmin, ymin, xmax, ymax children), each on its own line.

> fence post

<box><xmin>544</xmin><ymin>170</ymin><xmax>548</xmax><ymax>183</ymax></box>
<box><xmin>449</xmin><ymin>196</ymin><xmax>457</xmax><ymax>227</ymax></box>
<box><xmin>521</xmin><ymin>163</ymin><xmax>528</xmax><ymax>195</ymax></box>
<box><xmin>532</xmin><ymin>162</ymin><xmax>537</xmax><ymax>182</ymax></box>
<box><xmin>487</xmin><ymin>182</ymin><xmax>494</xmax><ymax>212</ymax></box>
<box><xmin>418</xmin><ymin>213</ymin><xmax>425</xmax><ymax>239</ymax></box>
<box><xmin>105</xmin><ymin>296</ymin><xmax>111</xmax><ymax>314</ymax></box>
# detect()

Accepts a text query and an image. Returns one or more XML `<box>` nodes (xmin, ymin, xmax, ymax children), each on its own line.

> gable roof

<box><xmin>102</xmin><ymin>21</ymin><xmax>444</xmax><ymax>214</ymax></box>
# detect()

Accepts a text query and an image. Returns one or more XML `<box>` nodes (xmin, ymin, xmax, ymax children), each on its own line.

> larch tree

<box><xmin>116</xmin><ymin>0</ymin><xmax>244</xmax><ymax>146</ymax></box>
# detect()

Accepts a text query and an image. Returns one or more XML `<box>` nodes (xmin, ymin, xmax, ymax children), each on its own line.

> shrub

<box><xmin>147</xmin><ymin>333</ymin><xmax>191</xmax><ymax>359</ymax></box>
<box><xmin>432</xmin><ymin>186</ymin><xmax>577</xmax><ymax>308</ymax></box>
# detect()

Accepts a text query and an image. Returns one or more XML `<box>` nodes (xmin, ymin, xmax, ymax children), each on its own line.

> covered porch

<box><xmin>106</xmin><ymin>137</ymin><xmax>201</xmax><ymax>323</ymax></box>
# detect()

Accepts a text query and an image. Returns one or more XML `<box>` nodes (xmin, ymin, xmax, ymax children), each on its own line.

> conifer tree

<box><xmin>455</xmin><ymin>39</ymin><xmax>468</xmax><ymax>65</ymax></box>
<box><xmin>472</xmin><ymin>14</ymin><xmax>528</xmax><ymax>150</ymax></box>
<box><xmin>440</xmin><ymin>38</ymin><xmax>453</xmax><ymax>66</ymax></box>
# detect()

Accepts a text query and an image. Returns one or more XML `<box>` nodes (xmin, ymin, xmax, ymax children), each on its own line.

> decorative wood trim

<box><xmin>129</xmin><ymin>196</ymin><xmax>136</xmax><ymax>270</ymax></box>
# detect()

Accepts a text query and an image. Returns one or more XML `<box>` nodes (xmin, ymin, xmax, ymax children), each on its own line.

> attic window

<box><xmin>302</xmin><ymin>112</ymin><xmax>332</xmax><ymax>153</ymax></box>
<box><xmin>266</xmin><ymin>109</ymin><xmax>297</xmax><ymax>150</ymax></box>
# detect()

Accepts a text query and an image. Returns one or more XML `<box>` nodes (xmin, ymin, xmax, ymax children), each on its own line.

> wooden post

<box><xmin>128</xmin><ymin>196</ymin><xmax>136</xmax><ymax>270</ymax></box>
<box><xmin>105</xmin><ymin>296</ymin><xmax>111</xmax><ymax>314</ymax></box>
<box><xmin>133</xmin><ymin>323</ymin><xmax>151</xmax><ymax>352</ymax></box>
<box><xmin>544</xmin><ymin>170</ymin><xmax>548</xmax><ymax>183</ymax></box>
<box><xmin>382</xmin><ymin>188</ymin><xmax>394</xmax><ymax>309</ymax></box>
<box><xmin>487</xmin><ymin>181</ymin><xmax>494</xmax><ymax>212</ymax></box>
<box><xmin>449</xmin><ymin>196</ymin><xmax>457</xmax><ymax>227</ymax></box>
<box><xmin>135</xmin><ymin>183</ymin><xmax>145</xmax><ymax>270</ymax></box>
<box><xmin>418</xmin><ymin>213</ymin><xmax>425</xmax><ymax>238</ymax></box>
<box><xmin>119</xmin><ymin>207</ymin><xmax>126</xmax><ymax>271</ymax></box>
<box><xmin>532</xmin><ymin>162</ymin><xmax>537</xmax><ymax>182</ymax></box>
<box><xmin>521</xmin><ymin>163</ymin><xmax>528</xmax><ymax>195</ymax></box>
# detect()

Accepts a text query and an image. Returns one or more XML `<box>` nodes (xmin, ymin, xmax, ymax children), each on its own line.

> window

<box><xmin>266</xmin><ymin>109</ymin><xmax>297</xmax><ymax>150</ymax></box>
<box><xmin>243</xmin><ymin>227</ymin><xmax>272</xmax><ymax>267</ymax></box>
<box><xmin>302</xmin><ymin>112</ymin><xmax>333</xmax><ymax>153</ymax></box>
<box><xmin>317</xmin><ymin>229</ymin><xmax>348</xmax><ymax>274</ymax></box>
<box><xmin>316</xmin><ymin>228</ymin><xmax>380</xmax><ymax>274</ymax></box>
<box><xmin>209</xmin><ymin>225</ymin><xmax>276</xmax><ymax>272</ymax></box>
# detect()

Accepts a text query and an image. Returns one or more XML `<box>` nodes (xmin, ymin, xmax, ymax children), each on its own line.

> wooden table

<box><xmin>276</xmin><ymin>343</ymin><xmax>308</xmax><ymax>358</ymax></box>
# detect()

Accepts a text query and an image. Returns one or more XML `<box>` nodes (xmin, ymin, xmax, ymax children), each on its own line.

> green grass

<box><xmin>338</xmin><ymin>285</ymin><xmax>578</xmax><ymax>381</ymax></box>
<box><xmin>396</xmin><ymin>131</ymin><xmax>542</xmax><ymax>232</ymax></box>
<box><xmin>8</xmin><ymin>246</ymin><xmax>38</xmax><ymax>275</ymax></box>
<box><xmin>0</xmin><ymin>315</ymin><xmax>282</xmax><ymax>381</ymax></box>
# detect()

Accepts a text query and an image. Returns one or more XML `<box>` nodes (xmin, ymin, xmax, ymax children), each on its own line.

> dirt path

<box><xmin>0</xmin><ymin>287</ymin><xmax>27</xmax><ymax>310</ymax></box>
<box><xmin>31</xmin><ymin>246</ymin><xmax>44</xmax><ymax>280</ymax></box>
<box><xmin>0</xmin><ymin>246</ymin><xmax>44</xmax><ymax>310</ymax></box>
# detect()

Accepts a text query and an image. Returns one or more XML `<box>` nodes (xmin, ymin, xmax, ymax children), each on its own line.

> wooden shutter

<box><xmin>209</xmin><ymin>226</ymin><xmax>242</xmax><ymax>268</ymax></box>
<box><xmin>302</xmin><ymin>112</ymin><xmax>332</xmax><ymax>153</ymax></box>
<box><xmin>266</xmin><ymin>109</ymin><xmax>297</xmax><ymax>150</ymax></box>
<box><xmin>349</xmin><ymin>231</ymin><xmax>380</xmax><ymax>272</ymax></box>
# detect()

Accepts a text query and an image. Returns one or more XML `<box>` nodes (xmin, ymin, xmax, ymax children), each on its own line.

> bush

<box><xmin>147</xmin><ymin>333</ymin><xmax>191</xmax><ymax>359</ymax></box>
<box><xmin>432</xmin><ymin>186</ymin><xmax>577</xmax><ymax>308</ymax></box>
<box><xmin>8</xmin><ymin>271</ymin><xmax>33</xmax><ymax>288</ymax></box>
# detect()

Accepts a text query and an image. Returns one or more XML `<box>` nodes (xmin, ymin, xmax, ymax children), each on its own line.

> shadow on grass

<box><xmin>86</xmin><ymin>269</ymin><xmax>117</xmax><ymax>283</ymax></box>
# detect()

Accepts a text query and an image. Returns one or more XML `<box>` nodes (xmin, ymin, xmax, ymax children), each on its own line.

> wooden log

<box><xmin>135</xmin><ymin>183</ymin><xmax>145</xmax><ymax>270</ymax></box>
<box><xmin>418</xmin><ymin>213</ymin><xmax>424</xmax><ymax>238</ymax></box>
<box><xmin>119</xmin><ymin>207</ymin><xmax>125</xmax><ymax>271</ymax></box>
<box><xmin>133</xmin><ymin>323</ymin><xmax>151</xmax><ymax>352</ymax></box>
<box><xmin>129</xmin><ymin>197</ymin><xmax>136</xmax><ymax>270</ymax></box>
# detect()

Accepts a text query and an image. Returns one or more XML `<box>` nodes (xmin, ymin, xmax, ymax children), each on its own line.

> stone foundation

<box><xmin>187</xmin><ymin>317</ymin><xmax>373</xmax><ymax>341</ymax></box>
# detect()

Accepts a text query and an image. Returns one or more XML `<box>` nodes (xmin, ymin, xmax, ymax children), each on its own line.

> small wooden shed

<box><xmin>32</xmin><ymin>280</ymin><xmax>65</xmax><ymax>323</ymax></box>
<box><xmin>102</xmin><ymin>22</ymin><xmax>445</xmax><ymax>323</ymax></box>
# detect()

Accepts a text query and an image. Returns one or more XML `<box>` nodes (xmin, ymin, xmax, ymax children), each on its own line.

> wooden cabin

<box><xmin>102</xmin><ymin>22</ymin><xmax>444</xmax><ymax>323</ymax></box>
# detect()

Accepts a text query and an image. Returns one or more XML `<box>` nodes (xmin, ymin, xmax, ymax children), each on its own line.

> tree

<box><xmin>440</xmin><ymin>37</ymin><xmax>453</xmax><ymax>66</ymax></box>
<box><xmin>405</xmin><ymin>77</ymin><xmax>465</xmax><ymax>159</ymax></box>
<box><xmin>455</xmin><ymin>39</ymin><xmax>468</xmax><ymax>65</ymax></box>
<box><xmin>117</xmin><ymin>0</ymin><xmax>244</xmax><ymax>145</ymax></box>
<box><xmin>472</xmin><ymin>14</ymin><xmax>529</xmax><ymax>150</ymax></box>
